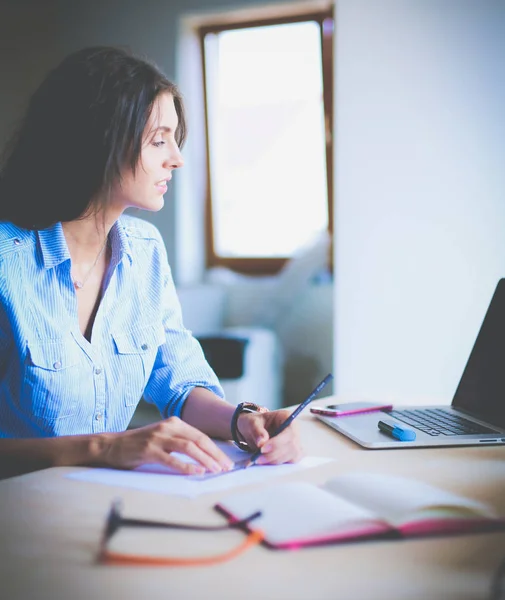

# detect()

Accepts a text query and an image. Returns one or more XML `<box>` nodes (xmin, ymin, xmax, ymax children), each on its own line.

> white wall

<box><xmin>334</xmin><ymin>0</ymin><xmax>505</xmax><ymax>404</ymax></box>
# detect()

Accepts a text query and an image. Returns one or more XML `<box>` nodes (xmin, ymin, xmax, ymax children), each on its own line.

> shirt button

<box><xmin>95</xmin><ymin>367</ymin><xmax>102</xmax><ymax>375</ymax></box>
<box><xmin>53</xmin><ymin>361</ymin><xmax>62</xmax><ymax>369</ymax></box>
<box><xmin>95</xmin><ymin>413</ymin><xmax>103</xmax><ymax>421</ymax></box>
<box><xmin>13</xmin><ymin>238</ymin><xmax>21</xmax><ymax>246</ymax></box>
<box><xmin>141</xmin><ymin>343</ymin><xmax>148</xmax><ymax>351</ymax></box>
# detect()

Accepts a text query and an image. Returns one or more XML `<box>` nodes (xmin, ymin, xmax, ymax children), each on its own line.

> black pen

<box><xmin>244</xmin><ymin>373</ymin><xmax>334</xmax><ymax>468</ymax></box>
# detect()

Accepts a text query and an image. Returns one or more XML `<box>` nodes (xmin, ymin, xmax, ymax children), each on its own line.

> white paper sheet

<box><xmin>65</xmin><ymin>441</ymin><xmax>333</xmax><ymax>498</ymax></box>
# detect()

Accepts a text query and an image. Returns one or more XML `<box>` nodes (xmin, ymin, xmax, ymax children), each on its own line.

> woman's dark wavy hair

<box><xmin>0</xmin><ymin>46</ymin><xmax>186</xmax><ymax>230</ymax></box>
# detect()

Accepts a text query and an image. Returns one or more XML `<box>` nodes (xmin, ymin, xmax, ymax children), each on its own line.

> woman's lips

<box><xmin>155</xmin><ymin>176</ymin><xmax>171</xmax><ymax>194</ymax></box>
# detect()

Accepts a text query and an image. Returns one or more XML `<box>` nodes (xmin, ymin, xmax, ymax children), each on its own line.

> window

<box><xmin>199</xmin><ymin>8</ymin><xmax>334</xmax><ymax>274</ymax></box>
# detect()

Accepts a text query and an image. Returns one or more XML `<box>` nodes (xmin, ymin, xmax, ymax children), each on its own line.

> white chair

<box><xmin>176</xmin><ymin>284</ymin><xmax>282</xmax><ymax>410</ymax></box>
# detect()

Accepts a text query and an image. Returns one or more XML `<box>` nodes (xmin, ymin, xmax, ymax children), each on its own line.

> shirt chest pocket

<box><xmin>23</xmin><ymin>339</ymin><xmax>83</xmax><ymax>420</ymax></box>
<box><xmin>112</xmin><ymin>323</ymin><xmax>165</xmax><ymax>406</ymax></box>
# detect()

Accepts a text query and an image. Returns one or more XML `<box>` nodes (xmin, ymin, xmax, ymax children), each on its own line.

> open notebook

<box><xmin>215</xmin><ymin>473</ymin><xmax>505</xmax><ymax>549</ymax></box>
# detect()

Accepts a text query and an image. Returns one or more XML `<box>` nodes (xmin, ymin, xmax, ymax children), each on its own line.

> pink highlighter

<box><xmin>310</xmin><ymin>402</ymin><xmax>393</xmax><ymax>417</ymax></box>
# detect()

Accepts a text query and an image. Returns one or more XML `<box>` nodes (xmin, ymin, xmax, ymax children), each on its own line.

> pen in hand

<box><xmin>244</xmin><ymin>373</ymin><xmax>334</xmax><ymax>468</ymax></box>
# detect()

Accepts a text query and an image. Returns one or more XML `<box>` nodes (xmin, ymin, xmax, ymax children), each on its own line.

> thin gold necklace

<box><xmin>72</xmin><ymin>237</ymin><xmax>109</xmax><ymax>290</ymax></box>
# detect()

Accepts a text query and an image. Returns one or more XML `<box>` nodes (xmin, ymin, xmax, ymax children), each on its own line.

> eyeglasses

<box><xmin>98</xmin><ymin>499</ymin><xmax>264</xmax><ymax>566</ymax></box>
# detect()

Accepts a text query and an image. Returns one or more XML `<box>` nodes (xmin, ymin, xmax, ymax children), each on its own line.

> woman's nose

<box><xmin>165</xmin><ymin>146</ymin><xmax>184</xmax><ymax>170</ymax></box>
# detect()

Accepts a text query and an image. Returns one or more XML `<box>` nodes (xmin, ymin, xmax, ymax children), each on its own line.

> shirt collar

<box><xmin>37</xmin><ymin>222</ymin><xmax>71</xmax><ymax>269</ymax></box>
<box><xmin>37</xmin><ymin>219</ymin><xmax>133</xmax><ymax>270</ymax></box>
<box><xmin>109</xmin><ymin>218</ymin><xmax>133</xmax><ymax>266</ymax></box>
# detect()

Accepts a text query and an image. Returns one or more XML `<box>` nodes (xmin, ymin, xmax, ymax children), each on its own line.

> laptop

<box><xmin>317</xmin><ymin>279</ymin><xmax>505</xmax><ymax>448</ymax></box>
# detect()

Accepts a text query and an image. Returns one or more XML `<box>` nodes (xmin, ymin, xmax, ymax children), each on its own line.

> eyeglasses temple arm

<box><xmin>118</xmin><ymin>510</ymin><xmax>262</xmax><ymax>531</ymax></box>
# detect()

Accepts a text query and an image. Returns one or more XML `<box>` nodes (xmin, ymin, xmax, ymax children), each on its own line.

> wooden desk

<box><xmin>1</xmin><ymin>400</ymin><xmax>504</xmax><ymax>600</ymax></box>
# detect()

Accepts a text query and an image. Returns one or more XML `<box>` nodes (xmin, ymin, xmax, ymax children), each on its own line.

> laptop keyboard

<box><xmin>387</xmin><ymin>408</ymin><xmax>497</xmax><ymax>436</ymax></box>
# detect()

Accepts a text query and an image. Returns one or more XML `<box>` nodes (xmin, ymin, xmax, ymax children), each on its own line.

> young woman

<box><xmin>0</xmin><ymin>46</ymin><xmax>301</xmax><ymax>478</ymax></box>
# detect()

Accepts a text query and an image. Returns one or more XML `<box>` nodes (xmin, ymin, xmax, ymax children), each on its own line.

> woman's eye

<box><xmin>152</xmin><ymin>140</ymin><xmax>165</xmax><ymax>147</ymax></box>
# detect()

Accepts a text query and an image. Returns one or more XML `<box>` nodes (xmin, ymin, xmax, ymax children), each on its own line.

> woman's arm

<box><xmin>0</xmin><ymin>418</ymin><xmax>235</xmax><ymax>479</ymax></box>
<box><xmin>180</xmin><ymin>386</ymin><xmax>236</xmax><ymax>439</ymax></box>
<box><xmin>0</xmin><ymin>434</ymin><xmax>108</xmax><ymax>478</ymax></box>
<box><xmin>181</xmin><ymin>387</ymin><xmax>303</xmax><ymax>466</ymax></box>
<box><xmin>0</xmin><ymin>390</ymin><xmax>303</xmax><ymax>479</ymax></box>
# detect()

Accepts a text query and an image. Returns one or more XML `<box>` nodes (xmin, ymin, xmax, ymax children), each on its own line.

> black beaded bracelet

<box><xmin>230</xmin><ymin>402</ymin><xmax>269</xmax><ymax>452</ymax></box>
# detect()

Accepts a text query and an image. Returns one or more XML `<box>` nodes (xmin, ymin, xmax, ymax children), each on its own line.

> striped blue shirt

<box><xmin>0</xmin><ymin>215</ymin><xmax>223</xmax><ymax>438</ymax></box>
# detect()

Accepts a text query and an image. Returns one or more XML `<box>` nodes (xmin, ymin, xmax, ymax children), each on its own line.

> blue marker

<box><xmin>378</xmin><ymin>419</ymin><xmax>416</xmax><ymax>442</ymax></box>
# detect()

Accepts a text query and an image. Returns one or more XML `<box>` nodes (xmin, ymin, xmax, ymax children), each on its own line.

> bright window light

<box><xmin>204</xmin><ymin>21</ymin><xmax>328</xmax><ymax>258</ymax></box>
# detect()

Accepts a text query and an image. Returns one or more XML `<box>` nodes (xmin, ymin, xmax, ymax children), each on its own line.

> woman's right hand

<box><xmin>103</xmin><ymin>417</ymin><xmax>234</xmax><ymax>475</ymax></box>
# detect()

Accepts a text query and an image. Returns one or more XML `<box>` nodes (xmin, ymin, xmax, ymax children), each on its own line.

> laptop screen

<box><xmin>452</xmin><ymin>279</ymin><xmax>505</xmax><ymax>428</ymax></box>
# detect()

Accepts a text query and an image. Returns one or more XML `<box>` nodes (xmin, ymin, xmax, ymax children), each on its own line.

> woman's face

<box><xmin>109</xmin><ymin>92</ymin><xmax>184</xmax><ymax>214</ymax></box>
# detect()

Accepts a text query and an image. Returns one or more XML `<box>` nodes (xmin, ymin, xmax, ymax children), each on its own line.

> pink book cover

<box><xmin>215</xmin><ymin>504</ymin><xmax>395</xmax><ymax>549</ymax></box>
<box><xmin>215</xmin><ymin>474</ymin><xmax>505</xmax><ymax>549</ymax></box>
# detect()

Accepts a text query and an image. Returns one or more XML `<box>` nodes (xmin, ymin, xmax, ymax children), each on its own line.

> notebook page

<box><xmin>324</xmin><ymin>473</ymin><xmax>496</xmax><ymax>525</ymax></box>
<box><xmin>218</xmin><ymin>481</ymin><xmax>384</xmax><ymax>546</ymax></box>
<box><xmin>67</xmin><ymin>454</ymin><xmax>332</xmax><ymax>498</ymax></box>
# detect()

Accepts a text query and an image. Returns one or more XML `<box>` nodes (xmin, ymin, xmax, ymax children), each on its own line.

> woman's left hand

<box><xmin>236</xmin><ymin>409</ymin><xmax>303</xmax><ymax>465</ymax></box>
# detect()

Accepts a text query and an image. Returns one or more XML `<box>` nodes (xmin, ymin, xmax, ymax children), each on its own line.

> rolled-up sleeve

<box><xmin>142</xmin><ymin>238</ymin><xmax>224</xmax><ymax>418</ymax></box>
